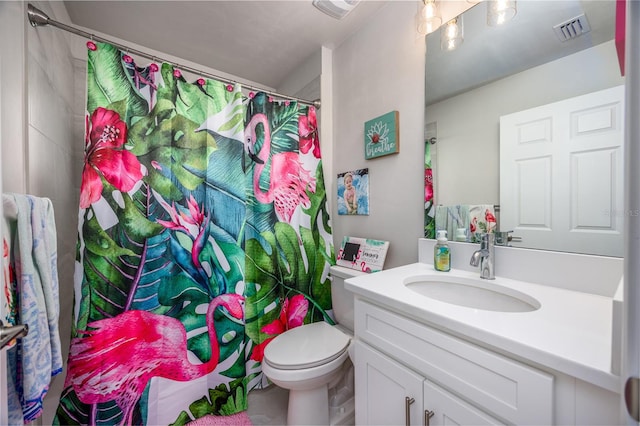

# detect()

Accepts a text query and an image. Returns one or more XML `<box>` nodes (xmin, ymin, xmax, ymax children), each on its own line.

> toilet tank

<box><xmin>329</xmin><ymin>266</ymin><xmax>367</xmax><ymax>332</ymax></box>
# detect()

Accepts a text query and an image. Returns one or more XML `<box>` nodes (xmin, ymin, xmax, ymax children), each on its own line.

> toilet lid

<box><xmin>263</xmin><ymin>322</ymin><xmax>350</xmax><ymax>370</ymax></box>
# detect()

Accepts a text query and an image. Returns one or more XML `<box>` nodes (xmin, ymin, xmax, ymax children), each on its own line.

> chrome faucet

<box><xmin>470</xmin><ymin>233</ymin><xmax>495</xmax><ymax>280</ymax></box>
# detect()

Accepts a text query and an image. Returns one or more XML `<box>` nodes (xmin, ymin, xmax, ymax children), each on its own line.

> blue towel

<box><xmin>5</xmin><ymin>193</ymin><xmax>62</xmax><ymax>423</ymax></box>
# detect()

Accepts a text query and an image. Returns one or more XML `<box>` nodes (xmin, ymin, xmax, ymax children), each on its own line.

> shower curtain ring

<box><xmin>123</xmin><ymin>48</ymin><xmax>134</xmax><ymax>64</ymax></box>
<box><xmin>86</xmin><ymin>35</ymin><xmax>97</xmax><ymax>51</ymax></box>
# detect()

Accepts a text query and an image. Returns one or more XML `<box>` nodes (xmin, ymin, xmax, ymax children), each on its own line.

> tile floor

<box><xmin>247</xmin><ymin>385</ymin><xmax>289</xmax><ymax>425</ymax></box>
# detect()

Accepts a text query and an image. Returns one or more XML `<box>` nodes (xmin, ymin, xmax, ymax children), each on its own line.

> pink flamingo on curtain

<box><xmin>245</xmin><ymin>113</ymin><xmax>316</xmax><ymax>223</ymax></box>
<box><xmin>64</xmin><ymin>293</ymin><xmax>244</xmax><ymax>426</ymax></box>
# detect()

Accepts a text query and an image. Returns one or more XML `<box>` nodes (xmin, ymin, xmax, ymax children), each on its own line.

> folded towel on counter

<box><xmin>469</xmin><ymin>204</ymin><xmax>497</xmax><ymax>242</ymax></box>
<box><xmin>4</xmin><ymin>193</ymin><xmax>62</xmax><ymax>423</ymax></box>
<box><xmin>435</xmin><ymin>205</ymin><xmax>470</xmax><ymax>241</ymax></box>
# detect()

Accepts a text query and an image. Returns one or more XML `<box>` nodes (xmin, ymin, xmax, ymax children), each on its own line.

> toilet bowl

<box><xmin>261</xmin><ymin>266</ymin><xmax>365</xmax><ymax>425</ymax></box>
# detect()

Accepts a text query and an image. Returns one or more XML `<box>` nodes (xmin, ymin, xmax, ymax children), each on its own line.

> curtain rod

<box><xmin>26</xmin><ymin>4</ymin><xmax>321</xmax><ymax>109</ymax></box>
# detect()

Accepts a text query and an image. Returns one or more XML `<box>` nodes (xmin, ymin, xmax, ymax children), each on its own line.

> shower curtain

<box><xmin>55</xmin><ymin>42</ymin><xmax>334</xmax><ymax>426</ymax></box>
<box><xmin>424</xmin><ymin>140</ymin><xmax>435</xmax><ymax>238</ymax></box>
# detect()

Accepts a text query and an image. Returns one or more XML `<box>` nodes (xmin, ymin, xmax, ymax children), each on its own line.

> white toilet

<box><xmin>261</xmin><ymin>265</ymin><xmax>365</xmax><ymax>425</ymax></box>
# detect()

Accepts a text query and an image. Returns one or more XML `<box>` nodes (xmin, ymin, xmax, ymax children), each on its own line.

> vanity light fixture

<box><xmin>487</xmin><ymin>0</ymin><xmax>517</xmax><ymax>26</ymax></box>
<box><xmin>440</xmin><ymin>17</ymin><xmax>463</xmax><ymax>51</ymax></box>
<box><xmin>416</xmin><ymin>0</ymin><xmax>442</xmax><ymax>35</ymax></box>
<box><xmin>312</xmin><ymin>0</ymin><xmax>360</xmax><ymax>20</ymax></box>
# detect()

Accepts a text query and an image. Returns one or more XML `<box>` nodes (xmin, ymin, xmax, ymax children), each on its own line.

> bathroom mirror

<box><xmin>425</xmin><ymin>0</ymin><xmax>624</xmax><ymax>257</ymax></box>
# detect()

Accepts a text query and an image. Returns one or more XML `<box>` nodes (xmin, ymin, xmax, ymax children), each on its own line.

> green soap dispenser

<box><xmin>434</xmin><ymin>230</ymin><xmax>451</xmax><ymax>272</ymax></box>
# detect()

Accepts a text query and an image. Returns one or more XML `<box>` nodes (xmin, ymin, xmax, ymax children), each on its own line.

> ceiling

<box><xmin>60</xmin><ymin>0</ymin><xmax>617</xmax><ymax>102</ymax></box>
<box><xmin>426</xmin><ymin>0</ymin><xmax>617</xmax><ymax>105</ymax></box>
<box><xmin>62</xmin><ymin>0</ymin><xmax>389</xmax><ymax>91</ymax></box>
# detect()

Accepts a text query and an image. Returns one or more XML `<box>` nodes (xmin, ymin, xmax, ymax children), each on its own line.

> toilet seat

<box><xmin>263</xmin><ymin>322</ymin><xmax>350</xmax><ymax>370</ymax></box>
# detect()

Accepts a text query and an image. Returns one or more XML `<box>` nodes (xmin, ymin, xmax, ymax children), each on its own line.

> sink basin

<box><xmin>404</xmin><ymin>275</ymin><xmax>540</xmax><ymax>313</ymax></box>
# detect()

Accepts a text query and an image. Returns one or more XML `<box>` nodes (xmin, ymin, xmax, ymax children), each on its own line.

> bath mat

<box><xmin>188</xmin><ymin>411</ymin><xmax>253</xmax><ymax>426</ymax></box>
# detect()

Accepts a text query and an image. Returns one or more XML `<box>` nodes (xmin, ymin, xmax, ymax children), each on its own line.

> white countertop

<box><xmin>345</xmin><ymin>262</ymin><xmax>620</xmax><ymax>393</ymax></box>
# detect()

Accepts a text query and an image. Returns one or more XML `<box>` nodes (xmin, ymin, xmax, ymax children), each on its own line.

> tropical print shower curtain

<box><xmin>424</xmin><ymin>140</ymin><xmax>435</xmax><ymax>238</ymax></box>
<box><xmin>55</xmin><ymin>42</ymin><xmax>334</xmax><ymax>425</ymax></box>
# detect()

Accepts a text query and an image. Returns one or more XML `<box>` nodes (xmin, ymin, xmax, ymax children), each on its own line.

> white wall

<box><xmin>0</xmin><ymin>2</ymin><xmax>28</xmax><ymax>193</ymax></box>
<box><xmin>332</xmin><ymin>1</ymin><xmax>427</xmax><ymax>268</ymax></box>
<box><xmin>428</xmin><ymin>40</ymin><xmax>624</xmax><ymax>207</ymax></box>
<box><xmin>0</xmin><ymin>2</ymin><xmax>80</xmax><ymax>424</ymax></box>
<box><xmin>277</xmin><ymin>49</ymin><xmax>321</xmax><ymax>102</ymax></box>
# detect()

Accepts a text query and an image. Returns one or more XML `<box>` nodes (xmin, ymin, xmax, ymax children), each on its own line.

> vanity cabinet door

<box><xmin>355</xmin><ymin>298</ymin><xmax>553</xmax><ymax>424</ymax></box>
<box><xmin>423</xmin><ymin>380</ymin><xmax>506</xmax><ymax>426</ymax></box>
<box><xmin>355</xmin><ymin>341</ymin><xmax>424</xmax><ymax>425</ymax></box>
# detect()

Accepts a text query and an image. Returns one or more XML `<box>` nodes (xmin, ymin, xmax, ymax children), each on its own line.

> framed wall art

<box><xmin>364</xmin><ymin>110</ymin><xmax>399</xmax><ymax>159</ymax></box>
<box><xmin>337</xmin><ymin>168</ymin><xmax>369</xmax><ymax>215</ymax></box>
<box><xmin>336</xmin><ymin>236</ymin><xmax>389</xmax><ymax>273</ymax></box>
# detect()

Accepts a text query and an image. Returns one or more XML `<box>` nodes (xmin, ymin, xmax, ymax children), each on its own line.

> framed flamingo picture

<box><xmin>364</xmin><ymin>111</ymin><xmax>399</xmax><ymax>159</ymax></box>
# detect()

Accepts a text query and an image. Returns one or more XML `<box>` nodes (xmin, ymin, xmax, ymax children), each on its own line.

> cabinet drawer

<box><xmin>355</xmin><ymin>299</ymin><xmax>553</xmax><ymax>425</ymax></box>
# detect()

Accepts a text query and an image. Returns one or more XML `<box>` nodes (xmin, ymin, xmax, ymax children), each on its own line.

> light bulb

<box><xmin>440</xmin><ymin>17</ymin><xmax>463</xmax><ymax>51</ymax></box>
<box><xmin>446</xmin><ymin>19</ymin><xmax>459</xmax><ymax>39</ymax></box>
<box><xmin>422</xmin><ymin>2</ymin><xmax>436</xmax><ymax>19</ymax></box>
<box><xmin>417</xmin><ymin>0</ymin><xmax>442</xmax><ymax>35</ymax></box>
<box><xmin>487</xmin><ymin>0</ymin><xmax>517</xmax><ymax>26</ymax></box>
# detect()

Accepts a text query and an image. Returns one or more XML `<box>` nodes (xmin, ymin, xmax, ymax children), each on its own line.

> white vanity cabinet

<box><xmin>354</xmin><ymin>298</ymin><xmax>552</xmax><ymax>424</ymax></box>
<box><xmin>347</xmin><ymin>254</ymin><xmax>623</xmax><ymax>425</ymax></box>
<box><xmin>351</xmin><ymin>289</ymin><xmax>623</xmax><ymax>425</ymax></box>
<box><xmin>355</xmin><ymin>340</ymin><xmax>505</xmax><ymax>425</ymax></box>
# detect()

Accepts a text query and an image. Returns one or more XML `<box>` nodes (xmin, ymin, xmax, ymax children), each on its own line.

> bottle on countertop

<box><xmin>454</xmin><ymin>227</ymin><xmax>467</xmax><ymax>242</ymax></box>
<box><xmin>434</xmin><ymin>230</ymin><xmax>451</xmax><ymax>272</ymax></box>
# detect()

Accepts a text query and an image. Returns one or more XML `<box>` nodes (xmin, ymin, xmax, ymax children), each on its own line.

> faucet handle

<box><xmin>495</xmin><ymin>230</ymin><xmax>521</xmax><ymax>246</ymax></box>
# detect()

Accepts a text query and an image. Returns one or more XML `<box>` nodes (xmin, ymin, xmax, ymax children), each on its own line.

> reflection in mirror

<box><xmin>424</xmin><ymin>0</ymin><xmax>624</xmax><ymax>256</ymax></box>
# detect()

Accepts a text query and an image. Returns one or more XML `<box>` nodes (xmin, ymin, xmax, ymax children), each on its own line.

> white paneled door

<box><xmin>500</xmin><ymin>85</ymin><xmax>625</xmax><ymax>257</ymax></box>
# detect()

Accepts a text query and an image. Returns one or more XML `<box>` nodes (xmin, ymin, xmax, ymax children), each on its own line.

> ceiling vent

<box><xmin>553</xmin><ymin>13</ymin><xmax>592</xmax><ymax>42</ymax></box>
<box><xmin>312</xmin><ymin>0</ymin><xmax>360</xmax><ymax>20</ymax></box>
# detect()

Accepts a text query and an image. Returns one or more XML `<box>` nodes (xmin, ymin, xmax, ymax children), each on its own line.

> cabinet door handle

<box><xmin>405</xmin><ymin>396</ymin><xmax>415</xmax><ymax>426</ymax></box>
<box><xmin>424</xmin><ymin>409</ymin><xmax>435</xmax><ymax>426</ymax></box>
